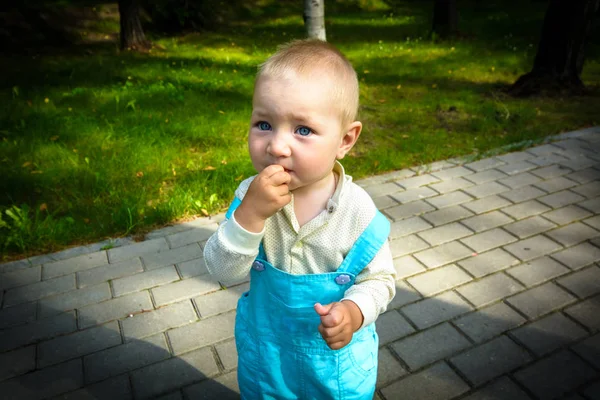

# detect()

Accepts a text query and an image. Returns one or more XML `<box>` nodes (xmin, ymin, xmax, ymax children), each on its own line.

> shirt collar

<box><xmin>326</xmin><ymin>161</ymin><xmax>346</xmax><ymax>214</ymax></box>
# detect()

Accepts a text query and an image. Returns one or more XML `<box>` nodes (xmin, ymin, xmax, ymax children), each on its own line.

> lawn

<box><xmin>1</xmin><ymin>0</ymin><xmax>599</xmax><ymax>259</ymax></box>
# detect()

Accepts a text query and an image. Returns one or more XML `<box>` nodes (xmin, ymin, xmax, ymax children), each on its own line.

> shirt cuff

<box><xmin>342</xmin><ymin>292</ymin><xmax>377</xmax><ymax>330</ymax></box>
<box><xmin>221</xmin><ymin>213</ymin><xmax>265</xmax><ymax>255</ymax></box>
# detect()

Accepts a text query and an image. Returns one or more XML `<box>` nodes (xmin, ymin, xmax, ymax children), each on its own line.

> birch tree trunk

<box><xmin>304</xmin><ymin>0</ymin><xmax>326</xmax><ymax>41</ymax></box>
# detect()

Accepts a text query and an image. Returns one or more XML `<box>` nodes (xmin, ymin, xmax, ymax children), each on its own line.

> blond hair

<box><xmin>256</xmin><ymin>39</ymin><xmax>359</xmax><ymax>127</ymax></box>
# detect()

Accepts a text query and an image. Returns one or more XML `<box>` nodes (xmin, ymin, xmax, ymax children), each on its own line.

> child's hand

<box><xmin>314</xmin><ymin>301</ymin><xmax>364</xmax><ymax>350</ymax></box>
<box><xmin>235</xmin><ymin>164</ymin><xmax>292</xmax><ymax>232</ymax></box>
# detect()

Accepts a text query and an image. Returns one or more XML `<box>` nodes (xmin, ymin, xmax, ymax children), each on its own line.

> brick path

<box><xmin>1</xmin><ymin>127</ymin><xmax>600</xmax><ymax>400</ymax></box>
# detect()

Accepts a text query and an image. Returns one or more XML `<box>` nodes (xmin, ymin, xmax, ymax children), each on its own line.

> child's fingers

<box><xmin>319</xmin><ymin>308</ymin><xmax>344</xmax><ymax>328</ymax></box>
<box><xmin>314</xmin><ymin>302</ymin><xmax>334</xmax><ymax>317</ymax></box>
<box><xmin>318</xmin><ymin>323</ymin><xmax>344</xmax><ymax>339</ymax></box>
<box><xmin>269</xmin><ymin>170</ymin><xmax>291</xmax><ymax>187</ymax></box>
<box><xmin>324</xmin><ymin>340</ymin><xmax>348</xmax><ymax>350</ymax></box>
<box><xmin>261</xmin><ymin>164</ymin><xmax>285</xmax><ymax>177</ymax></box>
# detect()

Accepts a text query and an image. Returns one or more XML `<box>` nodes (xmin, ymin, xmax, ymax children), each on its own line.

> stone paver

<box><xmin>499</xmin><ymin>185</ymin><xmax>547</xmax><ymax>203</ymax></box>
<box><xmin>393</xmin><ymin>256</ymin><xmax>427</xmax><ymax>279</ymax></box>
<box><xmin>506</xmin><ymin>282</ymin><xmax>577</xmax><ymax>319</ymax></box>
<box><xmin>390</xmin><ymin>216</ymin><xmax>432</xmax><ymax>239</ymax></box>
<box><xmin>502</xmin><ymin>200</ymin><xmax>552</xmax><ymax>220</ymax></box>
<box><xmin>388</xmin><ymin>280</ymin><xmax>422</xmax><ymax>309</ymax></box>
<box><xmin>413</xmin><ymin>241</ymin><xmax>473</xmax><ymax>269</ymax></box>
<box><xmin>465</xmin><ymin>169</ymin><xmax>509</xmax><ymax>185</ymax></box>
<box><xmin>121</xmin><ymin>300</ymin><xmax>198</xmax><ymax>341</ymax></box>
<box><xmin>564</xmin><ymin>294</ymin><xmax>600</xmax><ymax>330</ymax></box>
<box><xmin>462</xmin><ymin>211</ymin><xmax>514</xmax><ymax>233</ymax></box>
<box><xmin>546</xmin><ymin>222</ymin><xmax>599</xmax><ymax>247</ymax></box>
<box><xmin>417</xmin><ymin>222</ymin><xmax>473</xmax><ymax>246</ymax></box>
<box><xmin>84</xmin><ymin>333</ymin><xmax>171</xmax><ymax>383</ymax></box>
<box><xmin>130</xmin><ymin>346</ymin><xmax>219</xmax><ymax>399</ymax></box>
<box><xmin>450</xmin><ymin>335</ymin><xmax>531</xmax><ymax>386</ymax></box>
<box><xmin>460</xmin><ymin>376</ymin><xmax>532</xmax><ymax>400</ymax></box>
<box><xmin>549</xmin><ymin>241</ymin><xmax>600</xmax><ymax>269</ymax></box>
<box><xmin>38</xmin><ymin>321</ymin><xmax>122</xmax><ymax>368</ymax></box>
<box><xmin>385</xmin><ymin>200</ymin><xmax>436</xmax><ymax>221</ymax></box>
<box><xmin>2</xmin><ymin>131</ymin><xmax>600</xmax><ymax>399</ymax></box>
<box><xmin>376</xmin><ymin>310</ymin><xmax>416</xmax><ymax>345</ymax></box>
<box><xmin>498</xmin><ymin>172</ymin><xmax>542</xmax><ymax>189</ymax></box>
<box><xmin>505</xmin><ymin>256</ymin><xmax>570</xmax><ymax>287</ymax></box>
<box><xmin>503</xmin><ymin>216</ymin><xmax>557</xmax><ymax>239</ymax></box>
<box><xmin>78</xmin><ymin>291</ymin><xmax>153</xmax><ymax>329</ymax></box>
<box><xmin>513</xmin><ymin>350</ymin><xmax>597</xmax><ymax>400</ymax></box>
<box><xmin>151</xmin><ymin>275</ymin><xmax>221</xmax><ymax>307</ymax></box>
<box><xmin>543</xmin><ymin>205</ymin><xmax>592</xmax><ymax>225</ymax></box>
<box><xmin>421</xmin><ymin>205</ymin><xmax>474</xmax><ymax>226</ymax></box>
<box><xmin>407</xmin><ymin>264</ymin><xmax>472</xmax><ymax>296</ymax></box>
<box><xmin>556</xmin><ymin>265</ymin><xmax>600</xmax><ymax>298</ymax></box>
<box><xmin>380</xmin><ymin>362</ymin><xmax>470</xmax><ymax>400</ymax></box>
<box><xmin>0</xmin><ymin>311</ymin><xmax>77</xmax><ymax>353</ymax></box>
<box><xmin>376</xmin><ymin>347</ymin><xmax>407</xmax><ymax>388</ymax></box>
<box><xmin>454</xmin><ymin>302</ymin><xmax>526</xmax><ymax>343</ymax></box>
<box><xmin>463</xmin><ymin>195</ymin><xmax>512</xmax><ymax>214</ymax></box>
<box><xmin>460</xmin><ymin>228</ymin><xmax>517</xmax><ymax>253</ymax></box>
<box><xmin>77</xmin><ymin>257</ymin><xmax>144</xmax><ymax>288</ymax></box>
<box><xmin>509</xmin><ymin>312</ymin><xmax>588</xmax><ymax>356</ymax></box>
<box><xmin>389</xmin><ymin>235</ymin><xmax>430</xmax><ymax>258</ymax></box>
<box><xmin>107</xmin><ymin>238</ymin><xmax>169</xmax><ymax>263</ymax></box>
<box><xmin>426</xmin><ymin>191</ymin><xmax>473</xmax><ymax>209</ymax></box>
<box><xmin>112</xmin><ymin>266</ymin><xmax>180</xmax><ymax>297</ymax></box>
<box><xmin>571</xmin><ymin>333</ymin><xmax>600</xmax><ymax>369</ymax></box>
<box><xmin>391</xmin><ymin>323</ymin><xmax>471</xmax><ymax>370</ymax></box>
<box><xmin>457</xmin><ymin>248</ymin><xmax>519</xmax><ymax>278</ymax></box>
<box><xmin>401</xmin><ymin>291</ymin><xmax>473</xmax><ymax>329</ymax></box>
<box><xmin>167</xmin><ymin>312</ymin><xmax>236</xmax><ymax>355</ymax></box>
<box><xmin>456</xmin><ymin>272</ymin><xmax>524</xmax><ymax>307</ymax></box>
<box><xmin>4</xmin><ymin>274</ymin><xmax>75</xmax><ymax>307</ymax></box>
<box><xmin>503</xmin><ymin>235</ymin><xmax>563</xmax><ymax>261</ymax></box>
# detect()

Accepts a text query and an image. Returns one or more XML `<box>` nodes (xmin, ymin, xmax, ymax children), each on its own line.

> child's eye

<box><xmin>295</xmin><ymin>126</ymin><xmax>313</xmax><ymax>136</ymax></box>
<box><xmin>258</xmin><ymin>121</ymin><xmax>272</xmax><ymax>131</ymax></box>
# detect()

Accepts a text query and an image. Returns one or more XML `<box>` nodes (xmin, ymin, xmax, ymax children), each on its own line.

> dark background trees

<box><xmin>511</xmin><ymin>0</ymin><xmax>600</xmax><ymax>95</ymax></box>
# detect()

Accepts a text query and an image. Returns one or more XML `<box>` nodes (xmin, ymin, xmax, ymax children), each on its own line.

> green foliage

<box><xmin>0</xmin><ymin>0</ymin><xmax>599</xmax><ymax>257</ymax></box>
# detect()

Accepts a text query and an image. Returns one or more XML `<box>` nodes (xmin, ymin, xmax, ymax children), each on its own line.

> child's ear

<box><xmin>336</xmin><ymin>121</ymin><xmax>362</xmax><ymax>160</ymax></box>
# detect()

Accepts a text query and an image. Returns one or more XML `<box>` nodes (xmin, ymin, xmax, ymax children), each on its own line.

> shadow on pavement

<box><xmin>0</xmin><ymin>228</ymin><xmax>599</xmax><ymax>399</ymax></box>
<box><xmin>0</xmin><ymin>268</ymin><xmax>240</xmax><ymax>400</ymax></box>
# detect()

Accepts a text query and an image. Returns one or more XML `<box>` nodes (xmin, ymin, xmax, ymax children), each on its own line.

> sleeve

<box><xmin>203</xmin><ymin>177</ymin><xmax>264</xmax><ymax>284</ymax></box>
<box><xmin>342</xmin><ymin>239</ymin><xmax>396</xmax><ymax>329</ymax></box>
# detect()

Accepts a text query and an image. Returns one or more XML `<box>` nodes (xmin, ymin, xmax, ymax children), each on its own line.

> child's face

<box><xmin>249</xmin><ymin>73</ymin><xmax>347</xmax><ymax>193</ymax></box>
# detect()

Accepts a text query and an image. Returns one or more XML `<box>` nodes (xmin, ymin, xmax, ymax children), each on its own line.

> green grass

<box><xmin>1</xmin><ymin>0</ymin><xmax>599</xmax><ymax>259</ymax></box>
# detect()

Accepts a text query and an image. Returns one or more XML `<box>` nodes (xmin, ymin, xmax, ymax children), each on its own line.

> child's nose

<box><xmin>267</xmin><ymin>131</ymin><xmax>292</xmax><ymax>158</ymax></box>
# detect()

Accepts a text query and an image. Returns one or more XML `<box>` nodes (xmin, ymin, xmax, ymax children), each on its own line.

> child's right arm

<box><xmin>204</xmin><ymin>165</ymin><xmax>291</xmax><ymax>283</ymax></box>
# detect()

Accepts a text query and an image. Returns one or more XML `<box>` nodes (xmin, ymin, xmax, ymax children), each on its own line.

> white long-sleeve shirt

<box><xmin>203</xmin><ymin>162</ymin><xmax>396</xmax><ymax>328</ymax></box>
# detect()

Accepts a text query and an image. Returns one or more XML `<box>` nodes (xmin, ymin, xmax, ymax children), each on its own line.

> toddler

<box><xmin>204</xmin><ymin>39</ymin><xmax>396</xmax><ymax>399</ymax></box>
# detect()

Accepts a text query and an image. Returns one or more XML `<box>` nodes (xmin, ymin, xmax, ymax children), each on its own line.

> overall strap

<box><xmin>337</xmin><ymin>211</ymin><xmax>390</xmax><ymax>277</ymax></box>
<box><xmin>224</xmin><ymin>196</ymin><xmax>267</xmax><ymax>260</ymax></box>
<box><xmin>224</xmin><ymin>196</ymin><xmax>242</xmax><ymax>220</ymax></box>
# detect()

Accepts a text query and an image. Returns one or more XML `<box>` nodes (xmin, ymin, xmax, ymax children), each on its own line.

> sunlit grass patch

<box><xmin>1</xmin><ymin>0</ymin><xmax>599</xmax><ymax>258</ymax></box>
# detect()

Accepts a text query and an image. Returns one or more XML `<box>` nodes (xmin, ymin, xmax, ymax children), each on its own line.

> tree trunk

<box><xmin>510</xmin><ymin>0</ymin><xmax>600</xmax><ymax>96</ymax></box>
<box><xmin>118</xmin><ymin>0</ymin><xmax>149</xmax><ymax>51</ymax></box>
<box><xmin>432</xmin><ymin>0</ymin><xmax>458</xmax><ymax>38</ymax></box>
<box><xmin>304</xmin><ymin>0</ymin><xmax>326</xmax><ymax>41</ymax></box>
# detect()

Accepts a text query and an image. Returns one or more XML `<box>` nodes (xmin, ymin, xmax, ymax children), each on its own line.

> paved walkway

<box><xmin>2</xmin><ymin>128</ymin><xmax>600</xmax><ymax>400</ymax></box>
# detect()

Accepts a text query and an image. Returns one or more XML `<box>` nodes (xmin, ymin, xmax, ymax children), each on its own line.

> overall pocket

<box><xmin>235</xmin><ymin>293</ymin><xmax>261</xmax><ymax>398</ymax></box>
<box><xmin>268</xmin><ymin>293</ymin><xmax>322</xmax><ymax>339</ymax></box>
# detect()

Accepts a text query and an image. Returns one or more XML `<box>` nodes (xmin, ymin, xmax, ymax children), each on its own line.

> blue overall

<box><xmin>225</xmin><ymin>198</ymin><xmax>390</xmax><ymax>399</ymax></box>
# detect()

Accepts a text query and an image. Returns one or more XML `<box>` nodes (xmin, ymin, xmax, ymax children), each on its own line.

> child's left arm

<box><xmin>314</xmin><ymin>240</ymin><xmax>396</xmax><ymax>349</ymax></box>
